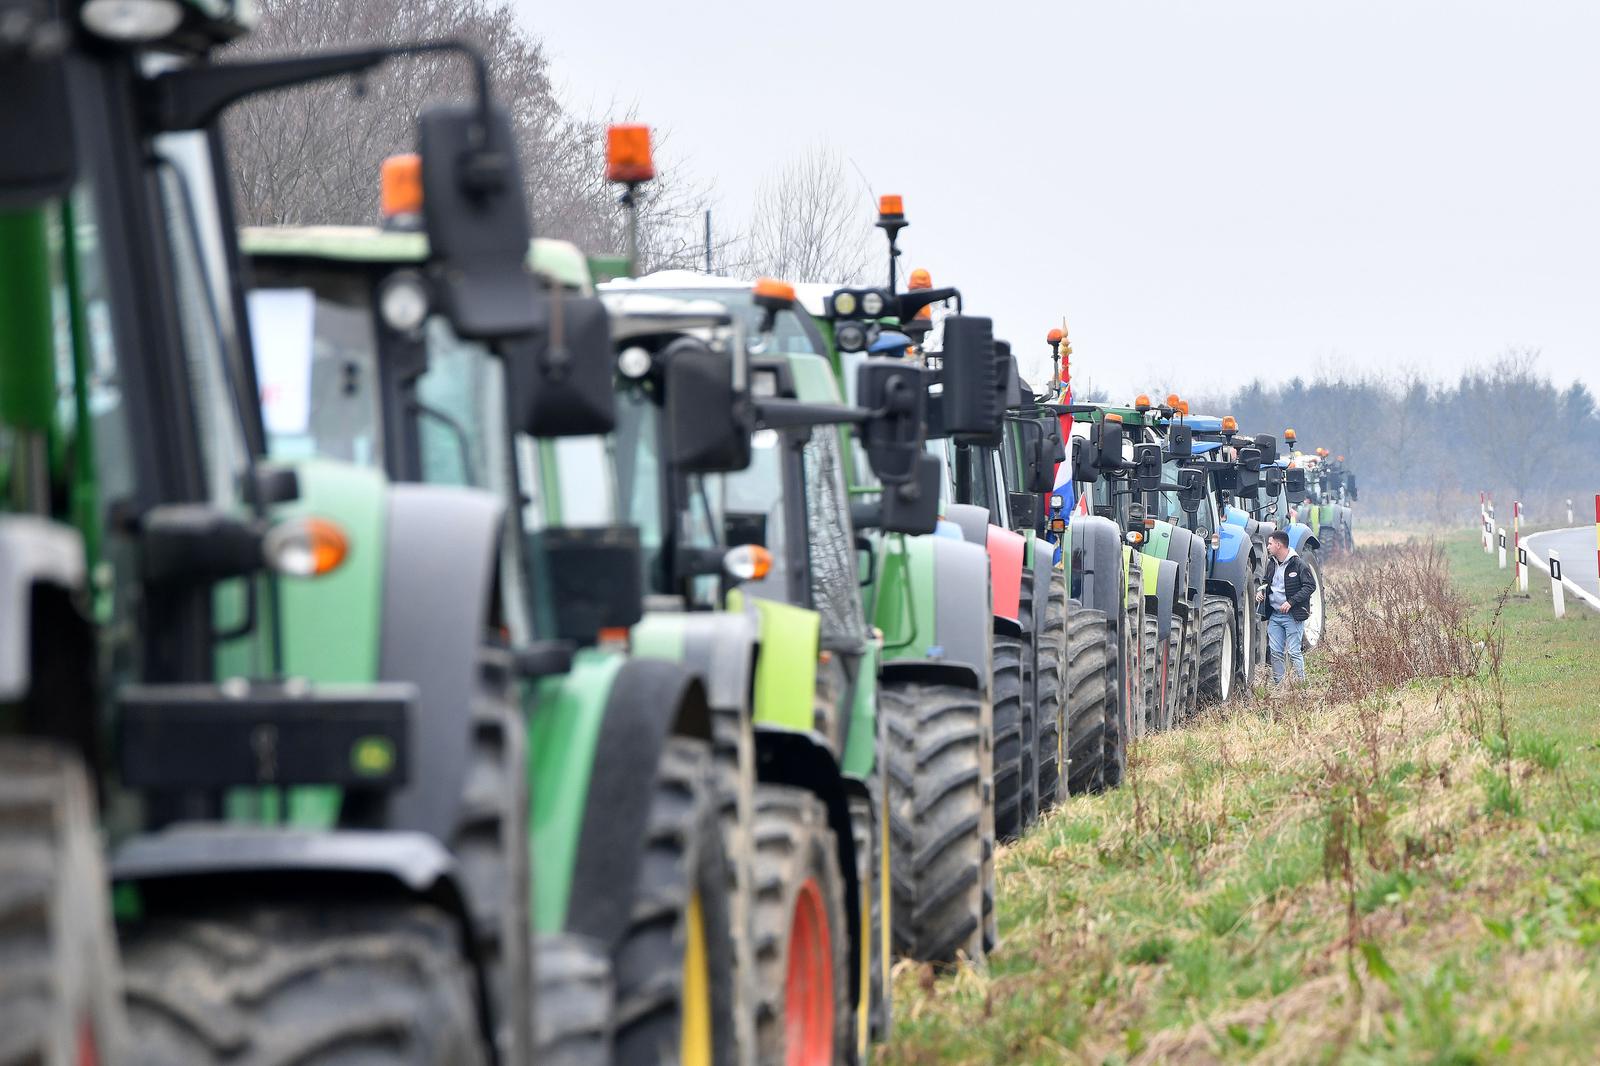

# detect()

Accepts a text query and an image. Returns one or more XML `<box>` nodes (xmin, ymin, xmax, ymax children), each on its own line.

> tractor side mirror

<box><xmin>857</xmin><ymin>359</ymin><xmax>928</xmax><ymax>485</ymax></box>
<box><xmin>1008</xmin><ymin>490</ymin><xmax>1045</xmax><ymax>534</ymax></box>
<box><xmin>504</xmin><ymin>294</ymin><xmax>615</xmax><ymax>437</ymax></box>
<box><xmin>1096</xmin><ymin>420</ymin><xmax>1124</xmax><ymax>470</ymax></box>
<box><xmin>0</xmin><ymin>32</ymin><xmax>76</xmax><ymax>208</ymax></box>
<box><xmin>1264</xmin><ymin>465</ymin><xmax>1285</xmax><ymax>494</ymax></box>
<box><xmin>1254</xmin><ymin>434</ymin><xmax>1278</xmax><ymax>464</ymax></box>
<box><xmin>1133</xmin><ymin>442</ymin><xmax>1163</xmax><ymax>492</ymax></box>
<box><xmin>1166</xmin><ymin>422</ymin><xmax>1193</xmax><ymax>459</ymax></box>
<box><xmin>1031</xmin><ymin>423</ymin><xmax>1063</xmax><ymax>494</ymax></box>
<box><xmin>1236</xmin><ymin>445</ymin><xmax>1262</xmax><ymax>473</ymax></box>
<box><xmin>664</xmin><ymin>337</ymin><xmax>751</xmax><ymax>472</ymax></box>
<box><xmin>1070</xmin><ymin>436</ymin><xmax>1099</xmax><ymax>485</ymax></box>
<box><xmin>880</xmin><ymin>454</ymin><xmax>942</xmax><ymax>534</ymax></box>
<box><xmin>1178</xmin><ymin>468</ymin><xmax>1206</xmax><ymax>513</ymax></box>
<box><xmin>420</xmin><ymin>103</ymin><xmax>543</xmax><ymax>339</ymax></box>
<box><xmin>1285</xmin><ymin>467</ymin><xmax>1308</xmax><ymax>501</ymax></box>
<box><xmin>939</xmin><ymin>315</ymin><xmax>1001</xmax><ymax>440</ymax></box>
<box><xmin>1000</xmin><ymin>346</ymin><xmax>1023</xmax><ymax>409</ymax></box>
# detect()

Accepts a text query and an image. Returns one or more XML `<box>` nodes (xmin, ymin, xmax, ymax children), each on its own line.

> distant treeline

<box><xmin>1183</xmin><ymin>351</ymin><xmax>1600</xmax><ymax>525</ymax></box>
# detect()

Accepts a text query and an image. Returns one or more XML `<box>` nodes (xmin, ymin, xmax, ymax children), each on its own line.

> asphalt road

<box><xmin>1523</xmin><ymin>525</ymin><xmax>1600</xmax><ymax>608</ymax></box>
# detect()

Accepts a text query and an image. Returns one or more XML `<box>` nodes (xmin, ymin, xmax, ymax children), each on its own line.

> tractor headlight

<box><xmin>832</xmin><ymin>291</ymin><xmax>858</xmax><ymax>317</ymax></box>
<box><xmin>378</xmin><ymin>272</ymin><xmax>429</xmax><ymax>334</ymax></box>
<box><xmin>618</xmin><ymin>345</ymin><xmax>653</xmax><ymax>379</ymax></box>
<box><xmin>861</xmin><ymin>290</ymin><xmax>884</xmax><ymax>316</ymax></box>
<box><xmin>81</xmin><ymin>0</ymin><xmax>183</xmax><ymax>40</ymax></box>
<box><xmin>836</xmin><ymin>322</ymin><xmax>867</xmax><ymax>353</ymax></box>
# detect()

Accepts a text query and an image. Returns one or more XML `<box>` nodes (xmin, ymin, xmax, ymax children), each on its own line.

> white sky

<box><xmin>516</xmin><ymin>0</ymin><xmax>1600</xmax><ymax>397</ymax></box>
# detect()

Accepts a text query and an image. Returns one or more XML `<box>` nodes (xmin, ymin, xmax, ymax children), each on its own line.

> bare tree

<box><xmin>223</xmin><ymin>0</ymin><xmax>704</xmax><ymax>268</ymax></box>
<box><xmin>738</xmin><ymin>145</ymin><xmax>876</xmax><ymax>284</ymax></box>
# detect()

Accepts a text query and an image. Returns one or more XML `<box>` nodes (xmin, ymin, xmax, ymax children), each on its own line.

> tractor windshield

<box><xmin>645</xmin><ymin>289</ymin><xmax>821</xmax><ymax>357</ymax></box>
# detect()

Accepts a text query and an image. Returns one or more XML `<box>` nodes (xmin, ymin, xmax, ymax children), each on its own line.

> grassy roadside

<box><xmin>886</xmin><ymin>532</ymin><xmax>1600</xmax><ymax>1064</ymax></box>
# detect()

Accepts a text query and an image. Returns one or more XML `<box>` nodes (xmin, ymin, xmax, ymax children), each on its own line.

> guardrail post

<box><xmin>1498</xmin><ymin>526</ymin><xmax>1507</xmax><ymax>570</ymax></box>
<box><xmin>1514</xmin><ymin>501</ymin><xmax>1523</xmax><ymax>590</ymax></box>
<box><xmin>1551</xmin><ymin>550</ymin><xmax>1566</xmax><ymax>618</ymax></box>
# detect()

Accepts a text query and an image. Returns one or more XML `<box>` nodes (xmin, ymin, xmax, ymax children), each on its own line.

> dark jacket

<box><xmin>1259</xmin><ymin>552</ymin><xmax>1316</xmax><ymax>622</ymax></box>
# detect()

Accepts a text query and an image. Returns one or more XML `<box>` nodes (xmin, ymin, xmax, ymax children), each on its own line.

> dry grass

<box><xmin>886</xmin><ymin>536</ymin><xmax>1600</xmax><ymax>1064</ymax></box>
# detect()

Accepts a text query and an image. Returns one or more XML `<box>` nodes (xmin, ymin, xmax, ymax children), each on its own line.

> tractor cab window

<box><xmin>721</xmin><ymin>428</ymin><xmax>793</xmax><ymax>604</ymax></box>
<box><xmin>155</xmin><ymin>133</ymin><xmax>251</xmax><ymax>506</ymax></box>
<box><xmin>248</xmin><ymin>270</ymin><xmax>382</xmax><ymax>468</ymax></box>
<box><xmin>1158</xmin><ymin>459</ymin><xmax>1181</xmax><ymax>521</ymax></box>
<box><xmin>647</xmin><ymin>288</ymin><xmax>822</xmax><ymax>357</ymax></box>
<box><xmin>802</xmin><ymin>425</ymin><xmax>866</xmax><ymax>647</ymax></box>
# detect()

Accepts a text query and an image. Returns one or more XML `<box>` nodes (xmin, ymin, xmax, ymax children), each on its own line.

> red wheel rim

<box><xmin>784</xmin><ymin>877</ymin><xmax>833</xmax><ymax>1066</ymax></box>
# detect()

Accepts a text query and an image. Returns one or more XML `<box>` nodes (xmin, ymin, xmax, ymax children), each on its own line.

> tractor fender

<box><xmin>755</xmin><ymin>727</ymin><xmax>864</xmax><ymax>1008</ymax></box>
<box><xmin>985</xmin><ymin>526</ymin><xmax>1025</xmax><ymax>626</ymax></box>
<box><xmin>877</xmin><ymin>533</ymin><xmax>991</xmax><ymax>697</ymax></box>
<box><xmin>1206</xmin><ymin>527</ymin><xmax>1255</xmax><ymax>627</ymax></box>
<box><xmin>1167</xmin><ymin>525</ymin><xmax>1205</xmax><ymax>607</ymax></box>
<box><xmin>945</xmin><ymin>502</ymin><xmax>990</xmax><ymax>550</ymax></box>
<box><xmin>567</xmin><ymin>658</ymin><xmax>714</xmax><ymax>952</ymax></box>
<box><xmin>1027</xmin><ymin>534</ymin><xmax>1054</xmax><ymax>647</ymax></box>
<box><xmin>0</xmin><ymin>517</ymin><xmax>85</xmax><ymax>700</ymax></box>
<box><xmin>378</xmin><ymin>484</ymin><xmax>505</xmax><ymax>844</ymax></box>
<box><xmin>632</xmin><ymin>608</ymin><xmax>758</xmax><ymax>722</ymax></box>
<box><xmin>1282</xmin><ymin>521</ymin><xmax>1317</xmax><ymax>553</ymax></box>
<box><xmin>1068</xmin><ymin>513</ymin><xmax>1122</xmax><ymax>625</ymax></box>
<box><xmin>1223</xmin><ymin>505</ymin><xmax>1250</xmax><ymax>529</ymax></box>
<box><xmin>1152</xmin><ymin>558</ymin><xmax>1179</xmax><ymax>642</ymax></box>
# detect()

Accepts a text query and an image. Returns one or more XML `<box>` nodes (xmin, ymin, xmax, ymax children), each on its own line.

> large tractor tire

<box><xmin>750</xmin><ymin>786</ymin><xmax>851</xmax><ymax>1065</ymax></box>
<box><xmin>616</xmin><ymin>736</ymin><xmax>738</xmax><ymax>1066</ymax></box>
<box><xmin>534</xmin><ymin>933</ymin><xmax>614</xmax><ymax>1065</ymax></box>
<box><xmin>707</xmin><ymin>695</ymin><xmax>756</xmax><ymax>1063</ymax></box>
<box><xmin>1157</xmin><ymin>622</ymin><xmax>1182</xmax><ymax>733</ymax></box>
<box><xmin>1064</xmin><ymin>605</ymin><xmax>1111</xmax><ymax>795</ymax></box>
<box><xmin>1035</xmin><ymin>571</ymin><xmax>1069</xmax><ymax>812</ymax></box>
<box><xmin>1140</xmin><ymin>614</ymin><xmax>1161</xmax><ymax>734</ymax></box>
<box><xmin>881</xmin><ymin>681</ymin><xmax>988</xmax><ymax>965</ymax></box>
<box><xmin>123</xmin><ymin>903</ymin><xmax>487</xmax><ymax>1065</ymax></box>
<box><xmin>1101</xmin><ymin>616</ymin><xmax>1129</xmax><ymax>790</ymax></box>
<box><xmin>1300</xmin><ymin>547</ymin><xmax>1326</xmax><ymax>651</ymax></box>
<box><xmin>1015</xmin><ymin>570</ymin><xmax>1040</xmax><ymax>830</ymax></box>
<box><xmin>991</xmin><ymin>632</ymin><xmax>1027</xmax><ymax>842</ymax></box>
<box><xmin>1176</xmin><ymin>611</ymin><xmax>1202</xmax><ymax>725</ymax></box>
<box><xmin>1197</xmin><ymin>594</ymin><xmax>1238</xmax><ymax>706</ymax></box>
<box><xmin>0</xmin><ymin>741</ymin><xmax>125</xmax><ymax>1066</ymax></box>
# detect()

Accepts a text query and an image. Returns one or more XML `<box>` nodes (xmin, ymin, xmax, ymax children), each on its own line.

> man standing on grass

<box><xmin>1258</xmin><ymin>529</ymin><xmax>1316</xmax><ymax>683</ymax></box>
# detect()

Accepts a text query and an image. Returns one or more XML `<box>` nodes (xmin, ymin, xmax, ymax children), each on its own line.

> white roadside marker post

<box><xmin>1551</xmin><ymin>550</ymin><xmax>1567</xmax><ymax>619</ymax></box>
<box><xmin>1498</xmin><ymin>527</ymin><xmax>1507</xmax><ymax>570</ymax></box>
<box><xmin>1568</xmin><ymin>498</ymin><xmax>1574</xmax><ymax>525</ymax></box>
<box><xmin>1518</xmin><ymin>545</ymin><xmax>1530</xmax><ymax>593</ymax></box>
<box><xmin>1514</xmin><ymin>501</ymin><xmax>1524</xmax><ymax>591</ymax></box>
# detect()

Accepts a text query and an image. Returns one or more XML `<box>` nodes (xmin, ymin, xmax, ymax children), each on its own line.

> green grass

<box><xmin>886</xmin><ymin>532</ymin><xmax>1600</xmax><ymax>1064</ymax></box>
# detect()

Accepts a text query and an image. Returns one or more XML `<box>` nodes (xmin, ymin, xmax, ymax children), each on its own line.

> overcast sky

<box><xmin>516</xmin><ymin>0</ymin><xmax>1600</xmax><ymax>398</ymax></box>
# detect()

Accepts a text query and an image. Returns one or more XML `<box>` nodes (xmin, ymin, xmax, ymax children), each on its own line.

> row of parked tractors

<box><xmin>0</xmin><ymin>5</ymin><xmax>1359</xmax><ymax>1064</ymax></box>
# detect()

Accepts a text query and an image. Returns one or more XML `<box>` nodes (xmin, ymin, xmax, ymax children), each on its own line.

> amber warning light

<box><xmin>606</xmin><ymin>124</ymin><xmax>655</xmax><ymax>184</ymax></box>
<box><xmin>381</xmin><ymin>154</ymin><xmax>423</xmax><ymax>218</ymax></box>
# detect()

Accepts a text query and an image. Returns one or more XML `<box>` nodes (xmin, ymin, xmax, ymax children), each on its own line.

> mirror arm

<box><xmin>145</xmin><ymin>40</ymin><xmax>492</xmax><ymax>134</ymax></box>
<box><xmin>754</xmin><ymin>398</ymin><xmax>869</xmax><ymax>430</ymax></box>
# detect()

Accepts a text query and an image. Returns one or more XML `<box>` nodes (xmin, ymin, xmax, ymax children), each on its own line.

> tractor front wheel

<box><xmin>751</xmin><ymin>786</ymin><xmax>851</xmax><ymax>1065</ymax></box>
<box><xmin>882</xmin><ymin>681</ymin><xmax>989</xmax><ymax>964</ymax></box>
<box><xmin>1035</xmin><ymin>571</ymin><xmax>1069</xmax><ymax>812</ymax></box>
<box><xmin>991</xmin><ymin>632</ymin><xmax>1027</xmax><ymax>842</ymax></box>
<box><xmin>1064</xmin><ymin>605</ymin><xmax>1110</xmax><ymax>795</ymax></box>
<box><xmin>1197</xmin><ymin>594</ymin><xmax>1236</xmax><ymax>706</ymax></box>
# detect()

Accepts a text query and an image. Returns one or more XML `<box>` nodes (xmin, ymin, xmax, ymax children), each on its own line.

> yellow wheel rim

<box><xmin>857</xmin><ymin>874</ymin><xmax>871</xmax><ymax>1059</ymax></box>
<box><xmin>680</xmin><ymin>891</ymin><xmax>713</xmax><ymax>1066</ymax></box>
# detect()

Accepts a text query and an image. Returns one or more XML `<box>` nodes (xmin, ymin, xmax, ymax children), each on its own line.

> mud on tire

<box><xmin>991</xmin><ymin>632</ymin><xmax>1027</xmax><ymax>842</ymax></box>
<box><xmin>750</xmin><ymin>786</ymin><xmax>851</xmax><ymax>1064</ymax></box>
<box><xmin>1064</xmin><ymin>604</ymin><xmax>1110</xmax><ymax>795</ymax></box>
<box><xmin>0</xmin><ymin>741</ymin><xmax>125</xmax><ymax>1066</ymax></box>
<box><xmin>881</xmin><ymin>681</ymin><xmax>988</xmax><ymax>964</ymax></box>
<box><xmin>1035</xmin><ymin>571</ymin><xmax>1069</xmax><ymax>813</ymax></box>
<box><xmin>615</xmin><ymin>736</ymin><xmax>738</xmax><ymax>1066</ymax></box>
<box><xmin>123</xmin><ymin>903</ymin><xmax>487</xmax><ymax>1065</ymax></box>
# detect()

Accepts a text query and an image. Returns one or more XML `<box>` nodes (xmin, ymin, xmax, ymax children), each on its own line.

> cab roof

<box><xmin>240</xmin><ymin>226</ymin><xmax>593</xmax><ymax>293</ymax></box>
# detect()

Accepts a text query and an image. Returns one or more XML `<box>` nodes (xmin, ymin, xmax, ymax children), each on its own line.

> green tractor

<box><xmin>800</xmin><ymin>271</ymin><xmax>1012</xmax><ymax>961</ymax></box>
<box><xmin>2</xmin><ymin>4</ymin><xmax>726</xmax><ymax>1061</ymax></box>
<box><xmin>242</xmin><ymin>220</ymin><xmax>748</xmax><ymax>1062</ymax></box>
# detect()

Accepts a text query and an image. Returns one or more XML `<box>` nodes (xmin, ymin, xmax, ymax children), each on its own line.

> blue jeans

<box><xmin>1268</xmin><ymin>612</ymin><xmax>1305</xmax><ymax>682</ymax></box>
